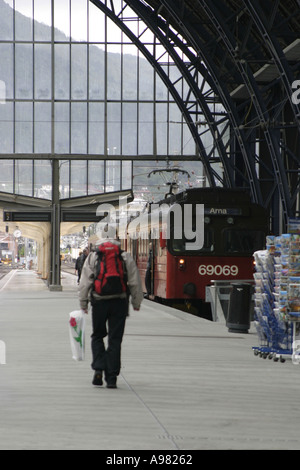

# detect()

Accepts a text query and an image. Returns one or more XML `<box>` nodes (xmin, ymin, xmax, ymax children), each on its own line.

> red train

<box><xmin>125</xmin><ymin>188</ymin><xmax>269</xmax><ymax>319</ymax></box>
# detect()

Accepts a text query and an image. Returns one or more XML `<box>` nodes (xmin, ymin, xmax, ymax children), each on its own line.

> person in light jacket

<box><xmin>78</xmin><ymin>225</ymin><xmax>143</xmax><ymax>389</ymax></box>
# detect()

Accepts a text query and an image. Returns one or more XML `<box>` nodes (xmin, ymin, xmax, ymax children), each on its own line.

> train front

<box><xmin>161</xmin><ymin>190</ymin><xmax>268</xmax><ymax>318</ymax></box>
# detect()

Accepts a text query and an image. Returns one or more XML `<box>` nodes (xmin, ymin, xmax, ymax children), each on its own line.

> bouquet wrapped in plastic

<box><xmin>69</xmin><ymin>310</ymin><xmax>86</xmax><ymax>361</ymax></box>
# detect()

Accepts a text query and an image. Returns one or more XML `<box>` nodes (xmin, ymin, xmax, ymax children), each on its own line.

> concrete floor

<box><xmin>1</xmin><ymin>269</ymin><xmax>300</xmax><ymax>450</ymax></box>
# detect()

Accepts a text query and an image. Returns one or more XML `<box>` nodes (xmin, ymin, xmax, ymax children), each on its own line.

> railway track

<box><xmin>61</xmin><ymin>262</ymin><xmax>77</xmax><ymax>276</ymax></box>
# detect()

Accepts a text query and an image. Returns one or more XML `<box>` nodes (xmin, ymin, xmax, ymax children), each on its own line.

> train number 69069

<box><xmin>198</xmin><ymin>264</ymin><xmax>239</xmax><ymax>276</ymax></box>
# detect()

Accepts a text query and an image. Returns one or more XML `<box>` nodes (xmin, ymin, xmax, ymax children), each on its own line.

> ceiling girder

<box><xmin>113</xmin><ymin>0</ymin><xmax>300</xmax><ymax>232</ymax></box>
<box><xmin>91</xmin><ymin>0</ymin><xmax>221</xmax><ymax>188</ymax></box>
<box><xmin>75</xmin><ymin>0</ymin><xmax>300</xmax><ymax>233</ymax></box>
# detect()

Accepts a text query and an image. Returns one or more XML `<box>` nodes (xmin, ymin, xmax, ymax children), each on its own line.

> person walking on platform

<box><xmin>76</xmin><ymin>247</ymin><xmax>89</xmax><ymax>284</ymax></box>
<box><xmin>78</xmin><ymin>225</ymin><xmax>143</xmax><ymax>389</ymax></box>
<box><xmin>75</xmin><ymin>252</ymin><xmax>82</xmax><ymax>284</ymax></box>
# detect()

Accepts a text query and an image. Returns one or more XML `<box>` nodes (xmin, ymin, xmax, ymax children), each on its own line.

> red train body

<box><xmin>126</xmin><ymin>188</ymin><xmax>269</xmax><ymax>319</ymax></box>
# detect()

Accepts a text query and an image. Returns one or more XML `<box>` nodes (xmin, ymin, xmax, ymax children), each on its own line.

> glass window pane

<box><xmin>156</xmin><ymin>71</ymin><xmax>168</xmax><ymax>100</ymax></box>
<box><xmin>59</xmin><ymin>160</ymin><xmax>70</xmax><ymax>199</ymax></box>
<box><xmin>122</xmin><ymin>103</ymin><xmax>137</xmax><ymax>155</ymax></box>
<box><xmin>122</xmin><ymin>161</ymin><xmax>132</xmax><ymax>190</ymax></box>
<box><xmin>107</xmin><ymin>103</ymin><xmax>121</xmax><ymax>155</ymax></box>
<box><xmin>89</xmin><ymin>45</ymin><xmax>105</xmax><ymax>99</ymax></box>
<box><xmin>55</xmin><ymin>44</ymin><xmax>70</xmax><ymax>100</ymax></box>
<box><xmin>169</xmin><ymin>103</ymin><xmax>182</xmax><ymax>156</ymax></box>
<box><xmin>106</xmin><ymin>160</ymin><xmax>120</xmax><ymax>192</ymax></box>
<box><xmin>54</xmin><ymin>0</ymin><xmax>70</xmax><ymax>41</ymax></box>
<box><xmin>71</xmin><ymin>102</ymin><xmax>87</xmax><ymax>154</ymax></box>
<box><xmin>70</xmin><ymin>160</ymin><xmax>87</xmax><ymax>197</ymax></box>
<box><xmin>138</xmin><ymin>103</ymin><xmax>153</xmax><ymax>154</ymax></box>
<box><xmin>33</xmin><ymin>160</ymin><xmax>51</xmax><ymax>199</ymax></box>
<box><xmin>0</xmin><ymin>102</ymin><xmax>13</xmax><ymax>153</ymax></box>
<box><xmin>71</xmin><ymin>44</ymin><xmax>87</xmax><ymax>100</ymax></box>
<box><xmin>89</xmin><ymin>2</ymin><xmax>105</xmax><ymax>42</ymax></box>
<box><xmin>15</xmin><ymin>102</ymin><xmax>33</xmax><ymax>153</ymax></box>
<box><xmin>0</xmin><ymin>159</ymin><xmax>14</xmax><ymax>193</ymax></box>
<box><xmin>55</xmin><ymin>103</ymin><xmax>70</xmax><ymax>153</ymax></box>
<box><xmin>15</xmin><ymin>0</ymin><xmax>33</xmax><ymax>41</ymax></box>
<box><xmin>224</xmin><ymin>229</ymin><xmax>265</xmax><ymax>254</ymax></box>
<box><xmin>123</xmin><ymin>49</ymin><xmax>137</xmax><ymax>100</ymax></box>
<box><xmin>89</xmin><ymin>102</ymin><xmax>104</xmax><ymax>154</ymax></box>
<box><xmin>15</xmin><ymin>44</ymin><xmax>33</xmax><ymax>100</ymax></box>
<box><xmin>34</xmin><ymin>102</ymin><xmax>51</xmax><ymax>153</ymax></box>
<box><xmin>71</xmin><ymin>0</ymin><xmax>87</xmax><ymax>42</ymax></box>
<box><xmin>0</xmin><ymin>43</ymin><xmax>14</xmax><ymax>100</ymax></box>
<box><xmin>34</xmin><ymin>44</ymin><xmax>51</xmax><ymax>100</ymax></box>
<box><xmin>139</xmin><ymin>58</ymin><xmax>153</xmax><ymax>99</ymax></box>
<box><xmin>34</xmin><ymin>0</ymin><xmax>52</xmax><ymax>41</ymax></box>
<box><xmin>107</xmin><ymin>45</ymin><xmax>121</xmax><ymax>100</ymax></box>
<box><xmin>156</xmin><ymin>103</ymin><xmax>168</xmax><ymax>155</ymax></box>
<box><xmin>88</xmin><ymin>160</ymin><xmax>104</xmax><ymax>195</ymax></box>
<box><xmin>15</xmin><ymin>160</ymin><xmax>33</xmax><ymax>196</ymax></box>
<box><xmin>0</xmin><ymin>0</ymin><xmax>13</xmax><ymax>40</ymax></box>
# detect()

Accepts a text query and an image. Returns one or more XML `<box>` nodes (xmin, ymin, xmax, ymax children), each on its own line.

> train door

<box><xmin>145</xmin><ymin>238</ymin><xmax>155</xmax><ymax>298</ymax></box>
<box><xmin>150</xmin><ymin>238</ymin><xmax>156</xmax><ymax>297</ymax></box>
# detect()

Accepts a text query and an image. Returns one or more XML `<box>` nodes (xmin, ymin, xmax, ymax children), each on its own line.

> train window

<box><xmin>224</xmin><ymin>229</ymin><xmax>265</xmax><ymax>254</ymax></box>
<box><xmin>170</xmin><ymin>228</ymin><xmax>214</xmax><ymax>253</ymax></box>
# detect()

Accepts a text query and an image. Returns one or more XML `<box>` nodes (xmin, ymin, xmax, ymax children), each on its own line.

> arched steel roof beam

<box><xmin>153</xmin><ymin>0</ymin><xmax>264</xmax><ymax>206</ymax></box>
<box><xmin>123</xmin><ymin>0</ymin><xmax>235</xmax><ymax>186</ymax></box>
<box><xmin>197</xmin><ymin>1</ymin><xmax>293</xmax><ymax>226</ymax></box>
<box><xmin>244</xmin><ymin>0</ymin><xmax>300</xmax><ymax>131</ymax></box>
<box><xmin>90</xmin><ymin>0</ymin><xmax>220</xmax><ymax>187</ymax></box>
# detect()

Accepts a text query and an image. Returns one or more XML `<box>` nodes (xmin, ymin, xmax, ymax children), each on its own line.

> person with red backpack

<box><xmin>78</xmin><ymin>225</ymin><xmax>143</xmax><ymax>389</ymax></box>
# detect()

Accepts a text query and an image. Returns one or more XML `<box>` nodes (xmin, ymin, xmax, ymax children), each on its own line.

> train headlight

<box><xmin>178</xmin><ymin>258</ymin><xmax>186</xmax><ymax>271</ymax></box>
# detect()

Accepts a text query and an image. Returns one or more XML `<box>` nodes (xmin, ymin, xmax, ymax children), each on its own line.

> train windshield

<box><xmin>169</xmin><ymin>226</ymin><xmax>265</xmax><ymax>255</ymax></box>
<box><xmin>170</xmin><ymin>228</ymin><xmax>214</xmax><ymax>253</ymax></box>
<box><xmin>223</xmin><ymin>229</ymin><xmax>265</xmax><ymax>254</ymax></box>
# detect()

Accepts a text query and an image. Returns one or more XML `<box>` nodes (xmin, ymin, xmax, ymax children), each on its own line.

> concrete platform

<box><xmin>1</xmin><ymin>269</ymin><xmax>300</xmax><ymax>450</ymax></box>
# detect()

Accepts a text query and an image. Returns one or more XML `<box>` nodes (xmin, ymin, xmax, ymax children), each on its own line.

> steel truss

<box><xmin>91</xmin><ymin>0</ymin><xmax>300</xmax><ymax>233</ymax></box>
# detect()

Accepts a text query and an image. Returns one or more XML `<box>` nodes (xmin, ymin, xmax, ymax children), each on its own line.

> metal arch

<box><xmin>90</xmin><ymin>0</ymin><xmax>219</xmax><ymax>187</ymax></box>
<box><xmin>172</xmin><ymin>0</ymin><xmax>298</xmax><ymax>226</ymax></box>
<box><xmin>123</xmin><ymin>0</ymin><xmax>235</xmax><ymax>187</ymax></box>
<box><xmin>243</xmin><ymin>0</ymin><xmax>300</xmax><ymax>129</ymax></box>
<box><xmin>90</xmin><ymin>0</ymin><xmax>299</xmax><ymax>229</ymax></box>
<box><xmin>154</xmin><ymin>0</ymin><xmax>264</xmax><ymax>206</ymax></box>
<box><xmin>241</xmin><ymin>0</ymin><xmax>300</xmax><ymax>218</ymax></box>
<box><xmin>170</xmin><ymin>0</ymin><xmax>293</xmax><ymax>225</ymax></box>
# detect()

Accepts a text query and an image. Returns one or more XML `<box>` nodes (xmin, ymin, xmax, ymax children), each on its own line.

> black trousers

<box><xmin>91</xmin><ymin>298</ymin><xmax>128</xmax><ymax>381</ymax></box>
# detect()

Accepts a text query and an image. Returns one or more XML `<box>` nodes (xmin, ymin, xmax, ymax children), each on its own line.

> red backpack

<box><xmin>94</xmin><ymin>242</ymin><xmax>127</xmax><ymax>296</ymax></box>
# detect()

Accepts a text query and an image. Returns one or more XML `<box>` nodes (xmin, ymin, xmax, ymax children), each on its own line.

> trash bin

<box><xmin>226</xmin><ymin>283</ymin><xmax>252</xmax><ymax>333</ymax></box>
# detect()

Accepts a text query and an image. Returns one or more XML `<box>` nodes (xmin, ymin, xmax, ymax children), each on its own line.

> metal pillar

<box><xmin>49</xmin><ymin>159</ymin><xmax>62</xmax><ymax>291</ymax></box>
<box><xmin>49</xmin><ymin>5</ymin><xmax>62</xmax><ymax>292</ymax></box>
